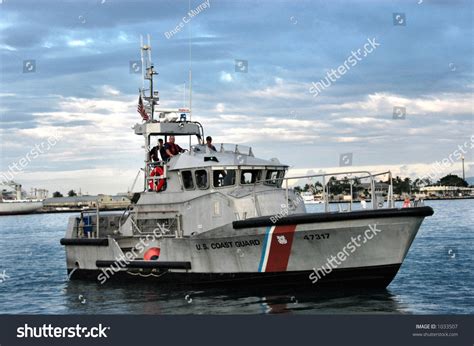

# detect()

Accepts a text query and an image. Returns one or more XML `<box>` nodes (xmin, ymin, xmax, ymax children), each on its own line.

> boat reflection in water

<box><xmin>63</xmin><ymin>279</ymin><xmax>404</xmax><ymax>314</ymax></box>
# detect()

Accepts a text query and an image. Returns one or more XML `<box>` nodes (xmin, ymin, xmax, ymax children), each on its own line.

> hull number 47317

<box><xmin>303</xmin><ymin>233</ymin><xmax>330</xmax><ymax>241</ymax></box>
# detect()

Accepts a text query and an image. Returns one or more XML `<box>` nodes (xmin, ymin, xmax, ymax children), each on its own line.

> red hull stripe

<box><xmin>263</xmin><ymin>224</ymin><xmax>297</xmax><ymax>272</ymax></box>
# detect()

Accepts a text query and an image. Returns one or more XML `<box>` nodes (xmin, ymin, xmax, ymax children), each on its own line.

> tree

<box><xmin>67</xmin><ymin>189</ymin><xmax>77</xmax><ymax>197</ymax></box>
<box><xmin>391</xmin><ymin>176</ymin><xmax>411</xmax><ymax>195</ymax></box>
<box><xmin>314</xmin><ymin>181</ymin><xmax>323</xmax><ymax>191</ymax></box>
<box><xmin>326</xmin><ymin>176</ymin><xmax>352</xmax><ymax>195</ymax></box>
<box><xmin>403</xmin><ymin>177</ymin><xmax>412</xmax><ymax>194</ymax></box>
<box><xmin>412</xmin><ymin>178</ymin><xmax>422</xmax><ymax>192</ymax></box>
<box><xmin>437</xmin><ymin>174</ymin><xmax>468</xmax><ymax>187</ymax></box>
<box><xmin>52</xmin><ymin>191</ymin><xmax>63</xmax><ymax>198</ymax></box>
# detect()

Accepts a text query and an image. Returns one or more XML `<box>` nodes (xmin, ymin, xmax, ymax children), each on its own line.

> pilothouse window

<box><xmin>181</xmin><ymin>170</ymin><xmax>194</xmax><ymax>190</ymax></box>
<box><xmin>264</xmin><ymin>170</ymin><xmax>284</xmax><ymax>187</ymax></box>
<box><xmin>195</xmin><ymin>169</ymin><xmax>209</xmax><ymax>189</ymax></box>
<box><xmin>240</xmin><ymin>169</ymin><xmax>262</xmax><ymax>185</ymax></box>
<box><xmin>213</xmin><ymin>170</ymin><xmax>236</xmax><ymax>187</ymax></box>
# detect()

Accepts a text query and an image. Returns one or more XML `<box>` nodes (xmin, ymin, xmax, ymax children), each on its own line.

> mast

<box><xmin>140</xmin><ymin>34</ymin><xmax>158</xmax><ymax>121</ymax></box>
<box><xmin>139</xmin><ymin>34</ymin><xmax>159</xmax><ymax>191</ymax></box>
<box><xmin>188</xmin><ymin>0</ymin><xmax>193</xmax><ymax>145</ymax></box>
<box><xmin>134</xmin><ymin>34</ymin><xmax>199</xmax><ymax>191</ymax></box>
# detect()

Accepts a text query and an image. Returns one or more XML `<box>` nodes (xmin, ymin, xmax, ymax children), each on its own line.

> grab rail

<box><xmin>252</xmin><ymin>170</ymin><xmax>394</xmax><ymax>212</ymax></box>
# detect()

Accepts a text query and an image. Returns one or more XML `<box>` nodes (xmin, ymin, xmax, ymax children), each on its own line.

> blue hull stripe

<box><xmin>258</xmin><ymin>226</ymin><xmax>272</xmax><ymax>272</ymax></box>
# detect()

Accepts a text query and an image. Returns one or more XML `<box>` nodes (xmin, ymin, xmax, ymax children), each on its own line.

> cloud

<box><xmin>0</xmin><ymin>0</ymin><xmax>472</xmax><ymax>194</ymax></box>
<box><xmin>215</xmin><ymin>103</ymin><xmax>225</xmax><ymax>112</ymax></box>
<box><xmin>67</xmin><ymin>38</ymin><xmax>94</xmax><ymax>47</ymax></box>
<box><xmin>0</xmin><ymin>43</ymin><xmax>17</xmax><ymax>51</ymax></box>
<box><xmin>330</xmin><ymin>92</ymin><xmax>473</xmax><ymax>116</ymax></box>
<box><xmin>98</xmin><ymin>85</ymin><xmax>121</xmax><ymax>96</ymax></box>
<box><xmin>248</xmin><ymin>78</ymin><xmax>308</xmax><ymax>100</ymax></box>
<box><xmin>220</xmin><ymin>71</ymin><xmax>233</xmax><ymax>82</ymax></box>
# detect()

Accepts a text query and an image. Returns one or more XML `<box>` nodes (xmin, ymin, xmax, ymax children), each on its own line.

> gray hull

<box><xmin>62</xmin><ymin>207</ymin><xmax>433</xmax><ymax>287</ymax></box>
<box><xmin>0</xmin><ymin>201</ymin><xmax>43</xmax><ymax>215</ymax></box>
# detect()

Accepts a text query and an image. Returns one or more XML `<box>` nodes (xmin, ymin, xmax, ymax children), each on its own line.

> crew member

<box><xmin>206</xmin><ymin>136</ymin><xmax>217</xmax><ymax>151</ymax></box>
<box><xmin>165</xmin><ymin>136</ymin><xmax>185</xmax><ymax>158</ymax></box>
<box><xmin>149</xmin><ymin>139</ymin><xmax>163</xmax><ymax>162</ymax></box>
<box><xmin>158</xmin><ymin>139</ymin><xmax>168</xmax><ymax>161</ymax></box>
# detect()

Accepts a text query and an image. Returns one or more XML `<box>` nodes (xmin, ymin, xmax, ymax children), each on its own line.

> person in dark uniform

<box><xmin>149</xmin><ymin>139</ymin><xmax>163</xmax><ymax>162</ymax></box>
<box><xmin>158</xmin><ymin>139</ymin><xmax>168</xmax><ymax>161</ymax></box>
<box><xmin>164</xmin><ymin>136</ymin><xmax>185</xmax><ymax>159</ymax></box>
<box><xmin>206</xmin><ymin>136</ymin><xmax>217</xmax><ymax>151</ymax></box>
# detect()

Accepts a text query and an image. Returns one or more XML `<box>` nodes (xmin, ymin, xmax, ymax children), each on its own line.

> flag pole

<box><xmin>188</xmin><ymin>0</ymin><xmax>193</xmax><ymax>147</ymax></box>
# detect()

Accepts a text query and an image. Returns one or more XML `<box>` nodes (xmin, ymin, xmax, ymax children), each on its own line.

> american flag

<box><xmin>137</xmin><ymin>94</ymin><xmax>149</xmax><ymax>121</ymax></box>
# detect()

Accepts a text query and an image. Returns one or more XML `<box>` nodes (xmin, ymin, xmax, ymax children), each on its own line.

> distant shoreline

<box><xmin>36</xmin><ymin>207</ymin><xmax>126</xmax><ymax>214</ymax></box>
<box><xmin>1</xmin><ymin>197</ymin><xmax>471</xmax><ymax>216</ymax></box>
<box><xmin>321</xmin><ymin>196</ymin><xmax>474</xmax><ymax>204</ymax></box>
<box><xmin>37</xmin><ymin>196</ymin><xmax>473</xmax><ymax>213</ymax></box>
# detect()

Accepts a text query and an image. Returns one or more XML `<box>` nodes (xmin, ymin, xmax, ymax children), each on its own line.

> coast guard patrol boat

<box><xmin>60</xmin><ymin>40</ymin><xmax>433</xmax><ymax>287</ymax></box>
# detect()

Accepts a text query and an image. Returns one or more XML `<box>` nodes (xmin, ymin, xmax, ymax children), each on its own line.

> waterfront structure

<box><xmin>44</xmin><ymin>195</ymin><xmax>130</xmax><ymax>210</ymax></box>
<box><xmin>419</xmin><ymin>185</ymin><xmax>474</xmax><ymax>197</ymax></box>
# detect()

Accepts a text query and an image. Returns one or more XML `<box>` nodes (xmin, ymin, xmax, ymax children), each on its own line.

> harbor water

<box><xmin>0</xmin><ymin>199</ymin><xmax>472</xmax><ymax>314</ymax></box>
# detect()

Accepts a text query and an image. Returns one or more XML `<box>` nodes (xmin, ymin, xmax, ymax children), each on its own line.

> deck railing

<box><xmin>276</xmin><ymin>170</ymin><xmax>395</xmax><ymax>212</ymax></box>
<box><xmin>74</xmin><ymin>205</ymin><xmax>101</xmax><ymax>238</ymax></box>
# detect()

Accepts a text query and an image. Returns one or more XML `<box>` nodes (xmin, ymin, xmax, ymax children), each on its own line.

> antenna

<box><xmin>147</xmin><ymin>34</ymin><xmax>154</xmax><ymax>119</ymax></box>
<box><xmin>147</xmin><ymin>34</ymin><xmax>152</xmax><ymax>66</ymax></box>
<box><xmin>183</xmin><ymin>82</ymin><xmax>186</xmax><ymax>108</ymax></box>
<box><xmin>188</xmin><ymin>0</ymin><xmax>193</xmax><ymax>145</ymax></box>
<box><xmin>140</xmin><ymin>34</ymin><xmax>158</xmax><ymax>120</ymax></box>
<box><xmin>140</xmin><ymin>35</ymin><xmax>145</xmax><ymax>92</ymax></box>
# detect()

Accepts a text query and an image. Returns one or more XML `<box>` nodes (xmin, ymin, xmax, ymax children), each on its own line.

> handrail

<box><xmin>277</xmin><ymin>170</ymin><xmax>394</xmax><ymax>211</ymax></box>
<box><xmin>129</xmin><ymin>216</ymin><xmax>146</xmax><ymax>235</ymax></box>
<box><xmin>119</xmin><ymin>203</ymin><xmax>134</xmax><ymax>227</ymax></box>
<box><xmin>141</xmin><ymin>167</ymin><xmax>394</xmax><ymax>214</ymax></box>
<box><xmin>245</xmin><ymin>169</ymin><xmax>393</xmax><ymax>212</ymax></box>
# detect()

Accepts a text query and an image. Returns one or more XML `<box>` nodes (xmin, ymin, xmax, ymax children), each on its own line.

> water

<box><xmin>0</xmin><ymin>199</ymin><xmax>472</xmax><ymax>314</ymax></box>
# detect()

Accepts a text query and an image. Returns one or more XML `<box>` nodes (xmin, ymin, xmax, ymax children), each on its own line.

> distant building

<box><xmin>420</xmin><ymin>186</ymin><xmax>474</xmax><ymax>197</ymax></box>
<box><xmin>360</xmin><ymin>182</ymin><xmax>390</xmax><ymax>191</ymax></box>
<box><xmin>359</xmin><ymin>182</ymin><xmax>390</xmax><ymax>198</ymax></box>
<box><xmin>29</xmin><ymin>188</ymin><xmax>49</xmax><ymax>199</ymax></box>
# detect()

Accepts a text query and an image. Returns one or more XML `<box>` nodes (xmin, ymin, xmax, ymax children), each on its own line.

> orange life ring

<box><xmin>148</xmin><ymin>166</ymin><xmax>165</xmax><ymax>192</ymax></box>
<box><xmin>144</xmin><ymin>247</ymin><xmax>161</xmax><ymax>260</ymax></box>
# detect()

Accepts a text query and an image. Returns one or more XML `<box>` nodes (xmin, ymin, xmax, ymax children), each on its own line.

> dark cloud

<box><xmin>0</xmin><ymin>0</ymin><xmax>472</xmax><ymax>187</ymax></box>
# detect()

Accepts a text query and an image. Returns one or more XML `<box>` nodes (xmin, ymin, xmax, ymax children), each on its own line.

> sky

<box><xmin>0</xmin><ymin>0</ymin><xmax>473</xmax><ymax>195</ymax></box>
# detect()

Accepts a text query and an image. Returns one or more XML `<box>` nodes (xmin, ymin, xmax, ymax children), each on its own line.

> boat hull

<box><xmin>67</xmin><ymin>263</ymin><xmax>400</xmax><ymax>288</ymax></box>
<box><xmin>62</xmin><ymin>207</ymin><xmax>433</xmax><ymax>288</ymax></box>
<box><xmin>0</xmin><ymin>201</ymin><xmax>43</xmax><ymax>215</ymax></box>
